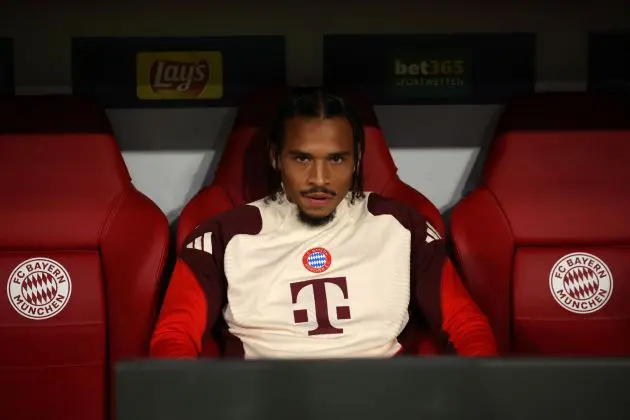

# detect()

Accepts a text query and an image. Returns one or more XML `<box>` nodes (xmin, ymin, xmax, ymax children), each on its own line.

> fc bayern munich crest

<box><xmin>6</xmin><ymin>257</ymin><xmax>72</xmax><ymax>320</ymax></box>
<box><xmin>303</xmin><ymin>247</ymin><xmax>332</xmax><ymax>273</ymax></box>
<box><xmin>549</xmin><ymin>252</ymin><xmax>613</xmax><ymax>315</ymax></box>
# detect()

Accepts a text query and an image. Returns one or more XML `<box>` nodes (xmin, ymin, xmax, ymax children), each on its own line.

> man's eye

<box><xmin>330</xmin><ymin>156</ymin><xmax>344</xmax><ymax>163</ymax></box>
<box><xmin>295</xmin><ymin>156</ymin><xmax>309</xmax><ymax>163</ymax></box>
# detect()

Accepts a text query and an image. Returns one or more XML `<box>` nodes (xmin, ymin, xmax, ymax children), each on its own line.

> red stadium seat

<box><xmin>176</xmin><ymin>87</ymin><xmax>444</xmax><ymax>357</ymax></box>
<box><xmin>450</xmin><ymin>92</ymin><xmax>630</xmax><ymax>356</ymax></box>
<box><xmin>0</xmin><ymin>95</ymin><xmax>170</xmax><ymax>420</ymax></box>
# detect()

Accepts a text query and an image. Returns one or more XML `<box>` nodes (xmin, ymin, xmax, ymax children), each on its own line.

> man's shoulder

<box><xmin>365</xmin><ymin>192</ymin><xmax>420</xmax><ymax>225</ymax></box>
<box><xmin>365</xmin><ymin>193</ymin><xmax>442</xmax><ymax>242</ymax></box>
<box><xmin>183</xmin><ymin>202</ymin><xmax>264</xmax><ymax>248</ymax></box>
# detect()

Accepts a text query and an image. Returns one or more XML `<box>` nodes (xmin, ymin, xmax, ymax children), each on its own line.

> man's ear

<box><xmin>269</xmin><ymin>149</ymin><xmax>278</xmax><ymax>170</ymax></box>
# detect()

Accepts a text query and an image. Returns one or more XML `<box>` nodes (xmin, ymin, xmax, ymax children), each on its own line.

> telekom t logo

<box><xmin>290</xmin><ymin>277</ymin><xmax>351</xmax><ymax>336</ymax></box>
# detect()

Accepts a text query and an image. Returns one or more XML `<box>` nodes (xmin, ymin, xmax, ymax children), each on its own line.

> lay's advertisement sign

<box><xmin>135</xmin><ymin>51</ymin><xmax>223</xmax><ymax>100</ymax></box>
<box><xmin>0</xmin><ymin>38</ymin><xmax>14</xmax><ymax>94</ymax></box>
<box><xmin>324</xmin><ymin>34</ymin><xmax>535</xmax><ymax>104</ymax></box>
<box><xmin>588</xmin><ymin>31</ymin><xmax>630</xmax><ymax>94</ymax></box>
<box><xmin>72</xmin><ymin>36</ymin><xmax>285</xmax><ymax>108</ymax></box>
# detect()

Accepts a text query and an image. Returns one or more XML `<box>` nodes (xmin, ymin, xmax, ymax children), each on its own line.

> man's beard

<box><xmin>297</xmin><ymin>208</ymin><xmax>336</xmax><ymax>226</ymax></box>
<box><xmin>294</xmin><ymin>185</ymin><xmax>338</xmax><ymax>226</ymax></box>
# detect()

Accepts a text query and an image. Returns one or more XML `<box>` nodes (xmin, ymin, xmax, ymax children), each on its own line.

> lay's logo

<box><xmin>136</xmin><ymin>51</ymin><xmax>223</xmax><ymax>100</ymax></box>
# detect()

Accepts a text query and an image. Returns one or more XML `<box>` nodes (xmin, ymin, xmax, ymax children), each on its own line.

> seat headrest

<box><xmin>0</xmin><ymin>95</ymin><xmax>113</xmax><ymax>133</ymax></box>
<box><xmin>482</xmin><ymin>94</ymin><xmax>630</xmax><ymax>243</ymax></box>
<box><xmin>213</xmin><ymin>87</ymin><xmax>397</xmax><ymax>205</ymax></box>
<box><xmin>496</xmin><ymin>92</ymin><xmax>630</xmax><ymax>132</ymax></box>
<box><xmin>0</xmin><ymin>96</ymin><xmax>130</xmax><ymax>249</ymax></box>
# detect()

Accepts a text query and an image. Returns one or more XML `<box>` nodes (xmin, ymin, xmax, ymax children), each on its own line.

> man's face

<box><xmin>273</xmin><ymin>116</ymin><xmax>357</xmax><ymax>225</ymax></box>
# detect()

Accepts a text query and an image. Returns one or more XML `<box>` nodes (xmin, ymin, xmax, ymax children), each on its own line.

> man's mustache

<box><xmin>301</xmin><ymin>187</ymin><xmax>336</xmax><ymax>197</ymax></box>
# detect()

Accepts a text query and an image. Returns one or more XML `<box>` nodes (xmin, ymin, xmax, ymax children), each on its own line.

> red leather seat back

<box><xmin>176</xmin><ymin>87</ymin><xmax>444</xmax><ymax>357</ymax></box>
<box><xmin>0</xmin><ymin>96</ymin><xmax>169</xmax><ymax>420</ymax></box>
<box><xmin>450</xmin><ymin>92</ymin><xmax>630</xmax><ymax>355</ymax></box>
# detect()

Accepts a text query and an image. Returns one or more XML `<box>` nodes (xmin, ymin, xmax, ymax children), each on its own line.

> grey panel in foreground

<box><xmin>117</xmin><ymin>357</ymin><xmax>629</xmax><ymax>420</ymax></box>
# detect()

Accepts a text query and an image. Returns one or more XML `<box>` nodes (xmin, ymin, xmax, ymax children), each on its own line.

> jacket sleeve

<box><xmin>150</xmin><ymin>223</ymin><xmax>225</xmax><ymax>358</ymax></box>
<box><xmin>412</xmin><ymin>218</ymin><xmax>498</xmax><ymax>356</ymax></box>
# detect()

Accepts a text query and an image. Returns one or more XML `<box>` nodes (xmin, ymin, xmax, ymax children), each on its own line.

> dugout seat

<box><xmin>449</xmin><ymin>92</ymin><xmax>630</xmax><ymax>356</ymax></box>
<box><xmin>177</xmin><ymin>86</ymin><xmax>445</xmax><ymax>357</ymax></box>
<box><xmin>0</xmin><ymin>95</ymin><xmax>170</xmax><ymax>420</ymax></box>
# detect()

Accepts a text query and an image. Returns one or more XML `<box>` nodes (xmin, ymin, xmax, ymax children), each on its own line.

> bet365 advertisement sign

<box><xmin>71</xmin><ymin>36</ymin><xmax>286</xmax><ymax>108</ymax></box>
<box><xmin>0</xmin><ymin>38</ymin><xmax>14</xmax><ymax>94</ymax></box>
<box><xmin>324</xmin><ymin>34</ymin><xmax>535</xmax><ymax>104</ymax></box>
<box><xmin>588</xmin><ymin>32</ymin><xmax>630</xmax><ymax>94</ymax></box>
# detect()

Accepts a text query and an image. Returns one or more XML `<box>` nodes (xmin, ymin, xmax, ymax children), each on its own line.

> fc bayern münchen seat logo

<box><xmin>549</xmin><ymin>252</ymin><xmax>613</xmax><ymax>314</ymax></box>
<box><xmin>6</xmin><ymin>257</ymin><xmax>72</xmax><ymax>320</ymax></box>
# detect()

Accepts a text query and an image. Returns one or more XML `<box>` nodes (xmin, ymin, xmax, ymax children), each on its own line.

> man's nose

<box><xmin>308</xmin><ymin>160</ymin><xmax>330</xmax><ymax>185</ymax></box>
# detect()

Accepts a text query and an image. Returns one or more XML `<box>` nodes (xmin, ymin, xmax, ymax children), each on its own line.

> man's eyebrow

<box><xmin>287</xmin><ymin>150</ymin><xmax>352</xmax><ymax>157</ymax></box>
<box><xmin>328</xmin><ymin>151</ymin><xmax>351</xmax><ymax>156</ymax></box>
<box><xmin>287</xmin><ymin>150</ymin><xmax>312</xmax><ymax>156</ymax></box>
